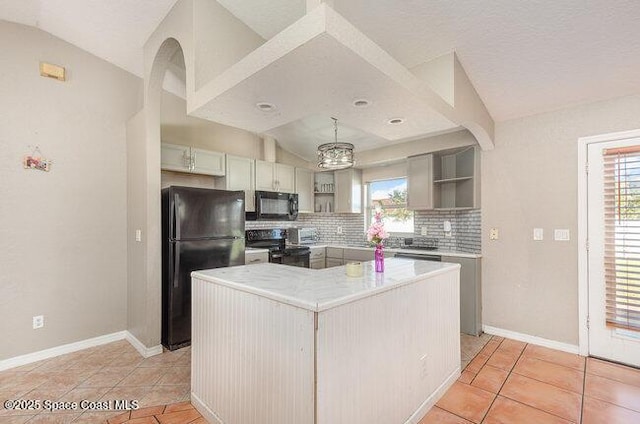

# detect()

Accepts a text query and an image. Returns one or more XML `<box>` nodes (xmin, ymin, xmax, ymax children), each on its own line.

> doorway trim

<box><xmin>577</xmin><ymin>128</ymin><xmax>640</xmax><ymax>357</ymax></box>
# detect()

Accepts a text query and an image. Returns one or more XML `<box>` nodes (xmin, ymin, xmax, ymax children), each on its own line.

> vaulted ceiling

<box><xmin>3</xmin><ymin>0</ymin><xmax>640</xmax><ymax>154</ymax></box>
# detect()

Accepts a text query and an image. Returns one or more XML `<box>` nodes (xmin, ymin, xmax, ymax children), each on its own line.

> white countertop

<box><xmin>192</xmin><ymin>258</ymin><xmax>459</xmax><ymax>312</ymax></box>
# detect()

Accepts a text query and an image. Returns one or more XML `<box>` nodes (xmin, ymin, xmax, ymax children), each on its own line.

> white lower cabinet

<box><xmin>309</xmin><ymin>246</ymin><xmax>326</xmax><ymax>269</ymax></box>
<box><xmin>245</xmin><ymin>249</ymin><xmax>268</xmax><ymax>265</ymax></box>
<box><xmin>325</xmin><ymin>247</ymin><xmax>344</xmax><ymax>268</ymax></box>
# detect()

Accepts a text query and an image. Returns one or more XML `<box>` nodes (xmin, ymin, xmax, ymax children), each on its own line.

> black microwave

<box><xmin>246</xmin><ymin>191</ymin><xmax>298</xmax><ymax>221</ymax></box>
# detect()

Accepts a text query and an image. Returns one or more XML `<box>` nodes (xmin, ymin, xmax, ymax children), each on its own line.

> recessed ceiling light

<box><xmin>352</xmin><ymin>99</ymin><xmax>370</xmax><ymax>108</ymax></box>
<box><xmin>256</xmin><ymin>102</ymin><xmax>276</xmax><ymax>112</ymax></box>
<box><xmin>387</xmin><ymin>118</ymin><xmax>405</xmax><ymax>125</ymax></box>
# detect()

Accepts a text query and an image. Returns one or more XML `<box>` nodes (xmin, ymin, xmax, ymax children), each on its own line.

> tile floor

<box><xmin>2</xmin><ymin>334</ymin><xmax>639</xmax><ymax>423</ymax></box>
<box><xmin>0</xmin><ymin>340</ymin><xmax>192</xmax><ymax>423</ymax></box>
<box><xmin>420</xmin><ymin>336</ymin><xmax>640</xmax><ymax>424</ymax></box>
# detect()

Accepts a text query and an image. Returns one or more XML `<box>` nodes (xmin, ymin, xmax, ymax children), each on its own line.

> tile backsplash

<box><xmin>245</xmin><ymin>209</ymin><xmax>481</xmax><ymax>253</ymax></box>
<box><xmin>413</xmin><ymin>209</ymin><xmax>481</xmax><ymax>253</ymax></box>
<box><xmin>245</xmin><ymin>213</ymin><xmax>366</xmax><ymax>245</ymax></box>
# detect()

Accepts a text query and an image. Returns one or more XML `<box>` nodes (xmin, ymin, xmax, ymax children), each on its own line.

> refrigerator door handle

<box><xmin>173</xmin><ymin>243</ymin><xmax>181</xmax><ymax>288</ymax></box>
<box><xmin>172</xmin><ymin>193</ymin><xmax>180</xmax><ymax>240</ymax></box>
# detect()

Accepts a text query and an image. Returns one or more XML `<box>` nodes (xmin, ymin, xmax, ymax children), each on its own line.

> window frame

<box><xmin>365</xmin><ymin>177</ymin><xmax>414</xmax><ymax>238</ymax></box>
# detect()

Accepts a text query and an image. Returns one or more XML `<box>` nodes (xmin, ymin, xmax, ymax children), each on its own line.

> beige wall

<box><xmin>161</xmin><ymin>90</ymin><xmax>312</xmax><ymax>168</ymax></box>
<box><xmin>0</xmin><ymin>21</ymin><xmax>142</xmax><ymax>360</ymax></box>
<box><xmin>482</xmin><ymin>95</ymin><xmax>640</xmax><ymax>345</ymax></box>
<box><xmin>192</xmin><ymin>0</ymin><xmax>265</xmax><ymax>90</ymax></box>
<box><xmin>356</xmin><ymin>129</ymin><xmax>477</xmax><ymax>167</ymax></box>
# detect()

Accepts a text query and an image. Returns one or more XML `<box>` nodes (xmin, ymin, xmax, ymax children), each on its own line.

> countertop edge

<box><xmin>192</xmin><ymin>260</ymin><xmax>461</xmax><ymax>312</ymax></box>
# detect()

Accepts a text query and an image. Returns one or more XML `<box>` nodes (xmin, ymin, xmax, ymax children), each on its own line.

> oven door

<box><xmin>271</xmin><ymin>251</ymin><xmax>310</xmax><ymax>268</ymax></box>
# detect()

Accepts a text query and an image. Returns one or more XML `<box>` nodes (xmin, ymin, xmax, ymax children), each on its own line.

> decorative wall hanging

<box><xmin>23</xmin><ymin>146</ymin><xmax>52</xmax><ymax>172</ymax></box>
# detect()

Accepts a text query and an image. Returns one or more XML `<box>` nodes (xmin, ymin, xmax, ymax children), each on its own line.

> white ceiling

<box><xmin>3</xmin><ymin>0</ymin><xmax>640</xmax><ymax>150</ymax></box>
<box><xmin>0</xmin><ymin>0</ymin><xmax>178</xmax><ymax>76</ymax></box>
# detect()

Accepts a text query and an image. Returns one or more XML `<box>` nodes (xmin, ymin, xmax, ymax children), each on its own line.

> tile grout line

<box><xmin>492</xmin><ymin>349</ymin><xmax>584</xmax><ymax>424</ymax></box>
<box><xmin>478</xmin><ymin>338</ymin><xmax>527</xmax><ymax>423</ymax></box>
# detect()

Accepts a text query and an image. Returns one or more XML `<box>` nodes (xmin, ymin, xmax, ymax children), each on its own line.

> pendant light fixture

<box><xmin>317</xmin><ymin>117</ymin><xmax>355</xmax><ymax>169</ymax></box>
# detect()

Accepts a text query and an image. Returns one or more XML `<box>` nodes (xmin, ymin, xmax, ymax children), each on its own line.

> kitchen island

<box><xmin>190</xmin><ymin>258</ymin><xmax>461</xmax><ymax>424</ymax></box>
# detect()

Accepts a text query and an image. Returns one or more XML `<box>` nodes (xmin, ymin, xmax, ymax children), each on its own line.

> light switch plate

<box><xmin>490</xmin><ymin>228</ymin><xmax>499</xmax><ymax>240</ymax></box>
<box><xmin>533</xmin><ymin>228</ymin><xmax>544</xmax><ymax>241</ymax></box>
<box><xmin>135</xmin><ymin>229</ymin><xmax>142</xmax><ymax>242</ymax></box>
<box><xmin>421</xmin><ymin>226</ymin><xmax>427</xmax><ymax>236</ymax></box>
<box><xmin>554</xmin><ymin>229</ymin><xmax>570</xmax><ymax>241</ymax></box>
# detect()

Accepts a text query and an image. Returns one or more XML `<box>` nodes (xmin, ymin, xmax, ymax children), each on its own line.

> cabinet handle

<box><xmin>191</xmin><ymin>152</ymin><xmax>196</xmax><ymax>171</ymax></box>
<box><xmin>249</xmin><ymin>258</ymin><xmax>262</xmax><ymax>263</ymax></box>
<box><xmin>183</xmin><ymin>151</ymin><xmax>190</xmax><ymax>170</ymax></box>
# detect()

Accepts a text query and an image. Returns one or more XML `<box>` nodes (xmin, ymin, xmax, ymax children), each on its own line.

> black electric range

<box><xmin>245</xmin><ymin>229</ymin><xmax>310</xmax><ymax>268</ymax></box>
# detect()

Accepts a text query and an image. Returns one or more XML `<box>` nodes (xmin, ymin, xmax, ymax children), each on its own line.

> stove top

<box><xmin>400</xmin><ymin>246</ymin><xmax>438</xmax><ymax>251</ymax></box>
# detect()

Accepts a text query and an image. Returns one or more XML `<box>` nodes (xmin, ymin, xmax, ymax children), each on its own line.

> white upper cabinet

<box><xmin>334</xmin><ymin>168</ymin><xmax>362</xmax><ymax>213</ymax></box>
<box><xmin>295</xmin><ymin>167</ymin><xmax>314</xmax><ymax>213</ymax></box>
<box><xmin>255</xmin><ymin>160</ymin><xmax>295</xmax><ymax>193</ymax></box>
<box><xmin>255</xmin><ymin>160</ymin><xmax>276</xmax><ymax>191</ymax></box>
<box><xmin>161</xmin><ymin>143</ymin><xmax>191</xmax><ymax>173</ymax></box>
<box><xmin>221</xmin><ymin>154</ymin><xmax>255</xmax><ymax>212</ymax></box>
<box><xmin>407</xmin><ymin>154</ymin><xmax>434</xmax><ymax>210</ymax></box>
<box><xmin>190</xmin><ymin>147</ymin><xmax>225</xmax><ymax>176</ymax></box>
<box><xmin>161</xmin><ymin>143</ymin><xmax>225</xmax><ymax>177</ymax></box>
<box><xmin>276</xmin><ymin>163</ymin><xmax>295</xmax><ymax>193</ymax></box>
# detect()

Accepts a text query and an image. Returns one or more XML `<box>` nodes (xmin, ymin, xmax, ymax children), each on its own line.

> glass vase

<box><xmin>375</xmin><ymin>244</ymin><xmax>384</xmax><ymax>273</ymax></box>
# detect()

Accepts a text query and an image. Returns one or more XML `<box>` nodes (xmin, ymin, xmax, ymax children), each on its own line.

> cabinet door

<box><xmin>255</xmin><ymin>160</ymin><xmax>275</xmax><ymax>191</ymax></box>
<box><xmin>343</xmin><ymin>248</ymin><xmax>374</xmax><ymax>262</ymax></box>
<box><xmin>245</xmin><ymin>251</ymin><xmax>269</xmax><ymax>265</ymax></box>
<box><xmin>295</xmin><ymin>168</ymin><xmax>314</xmax><ymax>213</ymax></box>
<box><xmin>191</xmin><ymin>148</ymin><xmax>225</xmax><ymax>176</ymax></box>
<box><xmin>407</xmin><ymin>154</ymin><xmax>434</xmax><ymax>210</ymax></box>
<box><xmin>441</xmin><ymin>256</ymin><xmax>482</xmax><ymax>336</ymax></box>
<box><xmin>310</xmin><ymin>259</ymin><xmax>325</xmax><ymax>269</ymax></box>
<box><xmin>161</xmin><ymin>143</ymin><xmax>191</xmax><ymax>173</ymax></box>
<box><xmin>325</xmin><ymin>258</ymin><xmax>344</xmax><ymax>268</ymax></box>
<box><xmin>226</xmin><ymin>155</ymin><xmax>255</xmax><ymax>212</ymax></box>
<box><xmin>334</xmin><ymin>169</ymin><xmax>362</xmax><ymax>213</ymax></box>
<box><xmin>276</xmin><ymin>163</ymin><xmax>295</xmax><ymax>193</ymax></box>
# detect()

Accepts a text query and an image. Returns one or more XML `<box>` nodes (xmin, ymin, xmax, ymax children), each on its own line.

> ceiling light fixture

<box><xmin>352</xmin><ymin>99</ymin><xmax>370</xmax><ymax>107</ymax></box>
<box><xmin>387</xmin><ymin>118</ymin><xmax>405</xmax><ymax>125</ymax></box>
<box><xmin>317</xmin><ymin>117</ymin><xmax>355</xmax><ymax>170</ymax></box>
<box><xmin>255</xmin><ymin>102</ymin><xmax>276</xmax><ymax>112</ymax></box>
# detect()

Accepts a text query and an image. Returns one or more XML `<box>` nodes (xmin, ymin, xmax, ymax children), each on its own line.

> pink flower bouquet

<box><xmin>366</xmin><ymin>211</ymin><xmax>389</xmax><ymax>245</ymax></box>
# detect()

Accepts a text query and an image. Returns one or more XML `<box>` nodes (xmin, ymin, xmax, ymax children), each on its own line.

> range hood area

<box><xmin>186</xmin><ymin>3</ymin><xmax>495</xmax><ymax>162</ymax></box>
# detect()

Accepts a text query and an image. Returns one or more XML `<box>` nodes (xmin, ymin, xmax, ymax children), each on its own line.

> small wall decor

<box><xmin>23</xmin><ymin>146</ymin><xmax>52</xmax><ymax>172</ymax></box>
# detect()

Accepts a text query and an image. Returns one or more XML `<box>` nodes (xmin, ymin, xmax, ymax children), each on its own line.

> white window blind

<box><xmin>603</xmin><ymin>145</ymin><xmax>640</xmax><ymax>331</ymax></box>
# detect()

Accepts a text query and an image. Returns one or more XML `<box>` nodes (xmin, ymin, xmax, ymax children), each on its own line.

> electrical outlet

<box><xmin>490</xmin><ymin>228</ymin><xmax>499</xmax><ymax>240</ymax></box>
<box><xmin>337</xmin><ymin>226</ymin><xmax>343</xmax><ymax>235</ymax></box>
<box><xmin>533</xmin><ymin>228</ymin><xmax>544</xmax><ymax>241</ymax></box>
<box><xmin>135</xmin><ymin>229</ymin><xmax>142</xmax><ymax>242</ymax></box>
<box><xmin>33</xmin><ymin>315</ymin><xmax>44</xmax><ymax>329</ymax></box>
<box><xmin>421</xmin><ymin>226</ymin><xmax>427</xmax><ymax>236</ymax></box>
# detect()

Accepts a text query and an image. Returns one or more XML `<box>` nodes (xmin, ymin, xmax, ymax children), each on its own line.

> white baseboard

<box><xmin>0</xmin><ymin>331</ymin><xmax>127</xmax><ymax>372</ymax></box>
<box><xmin>191</xmin><ymin>392</ymin><xmax>223</xmax><ymax>424</ymax></box>
<box><xmin>125</xmin><ymin>331</ymin><xmax>163</xmax><ymax>358</ymax></box>
<box><xmin>482</xmin><ymin>325</ymin><xmax>580</xmax><ymax>355</ymax></box>
<box><xmin>406</xmin><ymin>367</ymin><xmax>460</xmax><ymax>424</ymax></box>
<box><xmin>0</xmin><ymin>330</ymin><xmax>164</xmax><ymax>372</ymax></box>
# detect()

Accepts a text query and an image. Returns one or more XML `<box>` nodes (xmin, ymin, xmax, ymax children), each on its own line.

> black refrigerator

<box><xmin>162</xmin><ymin>186</ymin><xmax>245</xmax><ymax>351</ymax></box>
